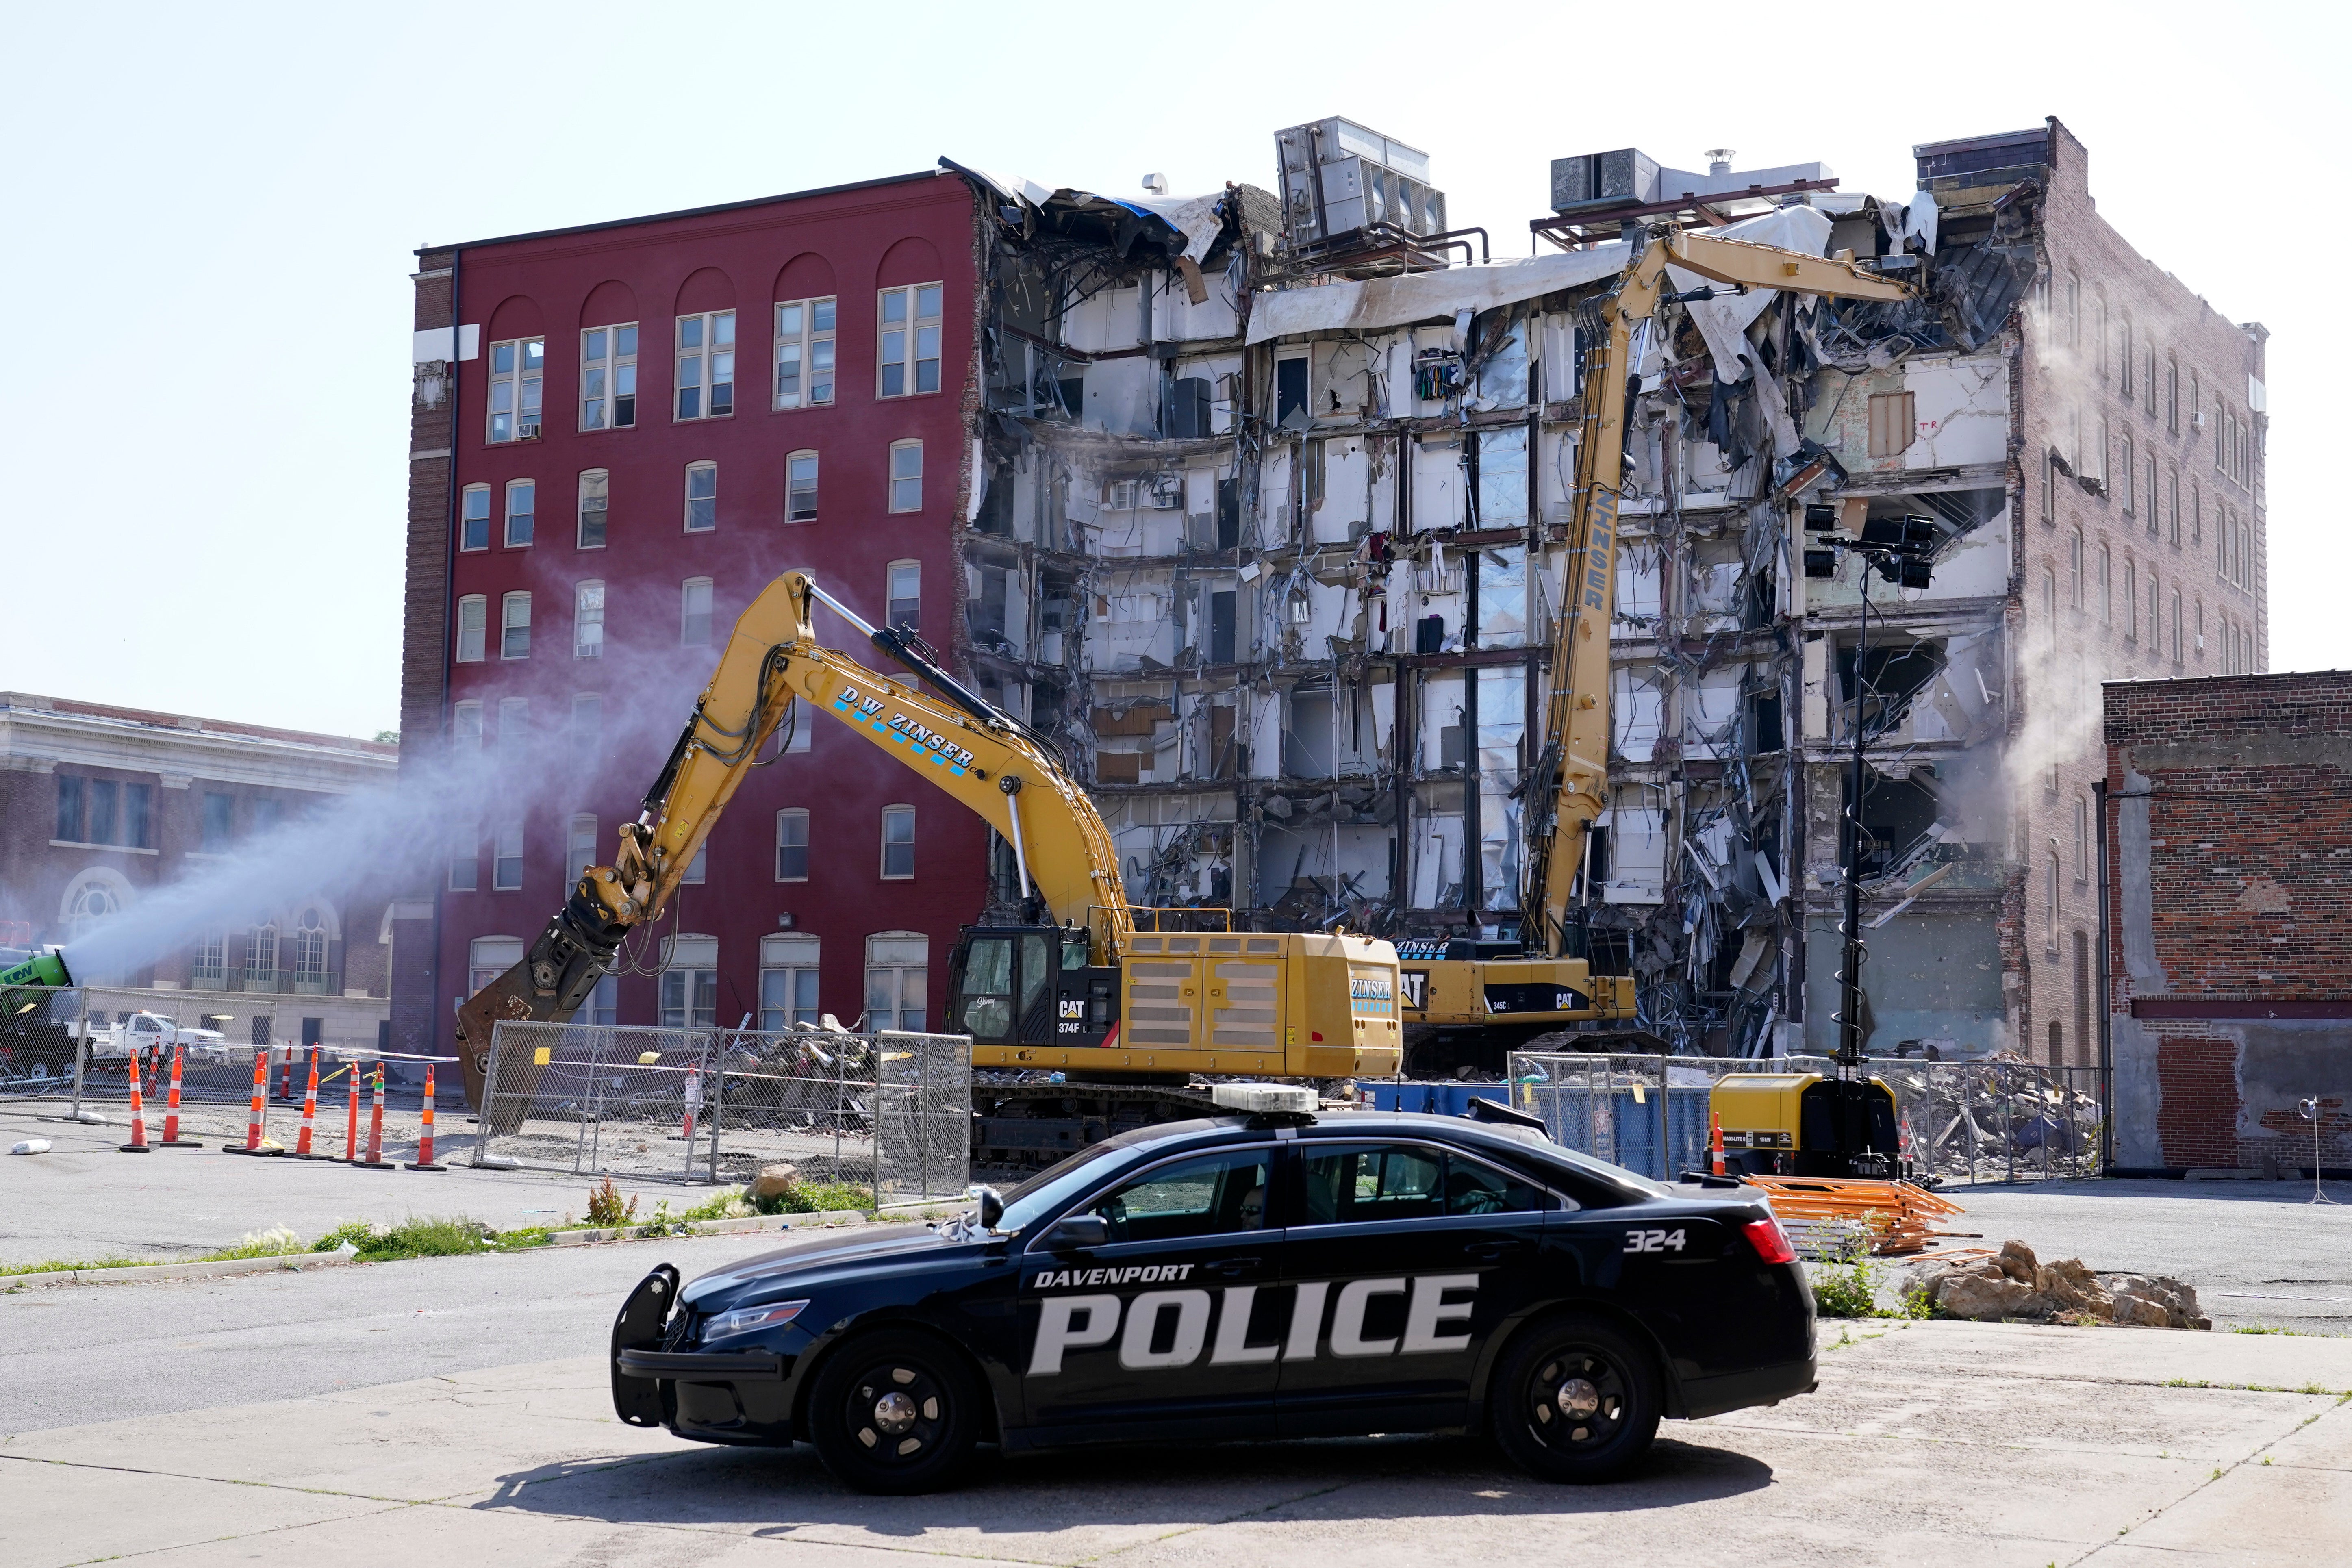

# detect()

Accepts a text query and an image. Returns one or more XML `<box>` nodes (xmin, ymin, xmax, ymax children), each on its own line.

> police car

<box><xmin>610</xmin><ymin>1084</ymin><xmax>1814</xmax><ymax>1494</ymax></box>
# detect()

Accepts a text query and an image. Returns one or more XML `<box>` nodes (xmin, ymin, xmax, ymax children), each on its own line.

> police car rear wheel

<box><xmin>808</xmin><ymin>1330</ymin><xmax>982</xmax><ymax>1494</ymax></box>
<box><xmin>1491</xmin><ymin>1316</ymin><xmax>1659</xmax><ymax>1483</ymax></box>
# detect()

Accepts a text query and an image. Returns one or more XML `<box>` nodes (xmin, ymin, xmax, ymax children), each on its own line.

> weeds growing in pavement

<box><xmin>0</xmin><ymin>1256</ymin><xmax>144</xmax><ymax>1277</ymax></box>
<box><xmin>585</xmin><ymin>1177</ymin><xmax>638</xmax><ymax>1228</ymax></box>
<box><xmin>308</xmin><ymin>1216</ymin><xmax>494</xmax><ymax>1260</ymax></box>
<box><xmin>201</xmin><ymin>1225</ymin><xmax>307</xmax><ymax>1260</ymax></box>
<box><xmin>677</xmin><ymin>1186</ymin><xmax>757</xmax><ymax>1223</ymax></box>
<box><xmin>751</xmin><ymin>1178</ymin><xmax>873</xmax><ymax>1216</ymax></box>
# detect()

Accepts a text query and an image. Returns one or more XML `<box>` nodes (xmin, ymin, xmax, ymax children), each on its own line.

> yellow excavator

<box><xmin>1399</xmin><ymin>226</ymin><xmax>1911</xmax><ymax>1075</ymax></box>
<box><xmin>455</xmin><ymin>571</ymin><xmax>1402</xmax><ymax>1157</ymax></box>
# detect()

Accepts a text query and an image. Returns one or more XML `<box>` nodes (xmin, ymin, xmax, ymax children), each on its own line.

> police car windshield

<box><xmin>992</xmin><ymin>1142</ymin><xmax>1152</xmax><ymax>1234</ymax></box>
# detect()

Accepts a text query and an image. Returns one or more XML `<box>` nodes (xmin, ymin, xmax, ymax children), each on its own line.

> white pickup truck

<box><xmin>77</xmin><ymin>1011</ymin><xmax>232</xmax><ymax>1062</ymax></box>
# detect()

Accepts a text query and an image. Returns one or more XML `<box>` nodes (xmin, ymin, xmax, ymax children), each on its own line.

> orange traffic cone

<box><xmin>222</xmin><ymin>1048</ymin><xmax>280</xmax><ymax>1155</ymax></box>
<box><xmin>404</xmin><ymin>1065</ymin><xmax>446</xmax><ymax>1171</ymax></box>
<box><xmin>354</xmin><ymin>1064</ymin><xmax>394</xmax><ymax>1170</ymax></box>
<box><xmin>159</xmin><ymin>1044</ymin><xmax>202</xmax><ymax>1148</ymax></box>
<box><xmin>344</xmin><ymin>1064</ymin><xmax>361</xmax><ymax>1162</ymax></box>
<box><xmin>294</xmin><ymin>1049</ymin><xmax>328</xmax><ymax>1159</ymax></box>
<box><xmin>119</xmin><ymin>1064</ymin><xmax>152</xmax><ymax>1153</ymax></box>
<box><xmin>1709</xmin><ymin>1111</ymin><xmax>1727</xmax><ymax>1177</ymax></box>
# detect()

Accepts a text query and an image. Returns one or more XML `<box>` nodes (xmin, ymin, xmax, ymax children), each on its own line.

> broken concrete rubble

<box><xmin>1923</xmin><ymin>1239</ymin><xmax>2211</xmax><ymax>1329</ymax></box>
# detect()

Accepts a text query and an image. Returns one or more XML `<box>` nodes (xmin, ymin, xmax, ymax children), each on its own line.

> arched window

<box><xmin>2123</xmin><ymin>558</ymin><xmax>2137</xmax><ymax>640</ymax></box>
<box><xmin>2040</xmin><ymin>566</ymin><xmax>2057</xmax><ymax>628</ymax></box>
<box><xmin>2170</xmin><ymin>590</ymin><xmax>2183</xmax><ymax>665</ymax></box>
<box><xmin>2098</xmin><ymin>543</ymin><xmax>2111</xmax><ymax>624</ymax></box>
<box><xmin>2068</xmin><ymin>529</ymin><xmax>2084</xmax><ymax>608</ymax></box>
<box><xmin>2044</xmin><ymin>855</ymin><xmax>2059</xmax><ymax>950</ymax></box>
<box><xmin>865</xmin><ymin>932</ymin><xmax>928</xmax><ymax>1032</ymax></box>
<box><xmin>245</xmin><ymin>921</ymin><xmax>279</xmax><ymax>986</ymax></box>
<box><xmin>291</xmin><ymin>907</ymin><xmax>329</xmax><ymax>987</ymax></box>
<box><xmin>2048</xmin><ymin>1020</ymin><xmax>2063</xmax><ymax>1068</ymax></box>
<box><xmin>468</xmin><ymin>936</ymin><xmax>522</xmax><ymax>997</ymax></box>
<box><xmin>64</xmin><ymin>878</ymin><xmax>123</xmax><ymax>940</ymax></box>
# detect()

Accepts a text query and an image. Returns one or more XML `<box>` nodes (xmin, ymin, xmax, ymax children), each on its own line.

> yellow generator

<box><xmin>1711</xmin><ymin>1073</ymin><xmax>1902</xmax><ymax>1178</ymax></box>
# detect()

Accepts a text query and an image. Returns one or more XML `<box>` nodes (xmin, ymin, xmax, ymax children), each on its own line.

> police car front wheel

<box><xmin>1490</xmin><ymin>1315</ymin><xmax>1661</xmax><ymax>1483</ymax></box>
<box><xmin>808</xmin><ymin>1329</ymin><xmax>984</xmax><ymax>1494</ymax></box>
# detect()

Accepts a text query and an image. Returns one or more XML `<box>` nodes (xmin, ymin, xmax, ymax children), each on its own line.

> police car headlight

<box><xmin>702</xmin><ymin>1299</ymin><xmax>810</xmax><ymax>1342</ymax></box>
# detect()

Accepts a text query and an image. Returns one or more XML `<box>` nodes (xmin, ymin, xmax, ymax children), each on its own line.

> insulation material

<box><xmin>1684</xmin><ymin>666</ymin><xmax>1745</xmax><ymax>758</ymax></box>
<box><xmin>1613</xmin><ymin>665</ymin><xmax>1662</xmax><ymax>762</ymax></box>
<box><xmin>1313</xmin><ymin>438</ymin><xmax>1370</xmax><ymax>543</ymax></box>
<box><xmin>1476</xmin><ymin>428</ymin><xmax>1529</xmax><ymax>527</ymax></box>
<box><xmin>1477</xmin><ymin>547</ymin><xmax>1528</xmax><ymax>648</ymax></box>
<box><xmin>1412</xmin><ymin>435</ymin><xmax>1462</xmax><ymax>532</ymax></box>
<box><xmin>1603</xmin><ymin>801</ymin><xmax>1667</xmax><ymax>903</ymax></box>
<box><xmin>1616</xmin><ymin>541</ymin><xmax>1663</xmax><ymax>625</ymax></box>
<box><xmin>1412</xmin><ymin>813</ymin><xmax>1464</xmax><ymax>908</ymax></box>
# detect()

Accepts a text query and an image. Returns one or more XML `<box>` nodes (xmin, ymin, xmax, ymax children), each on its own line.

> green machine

<box><xmin>0</xmin><ymin>949</ymin><xmax>73</xmax><ymax>990</ymax></box>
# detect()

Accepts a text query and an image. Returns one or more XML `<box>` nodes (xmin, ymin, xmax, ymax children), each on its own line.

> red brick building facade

<box><xmin>2103</xmin><ymin>672</ymin><xmax>2350</xmax><ymax>1174</ymax></box>
<box><xmin>392</xmin><ymin>172</ymin><xmax>991</xmax><ymax>1053</ymax></box>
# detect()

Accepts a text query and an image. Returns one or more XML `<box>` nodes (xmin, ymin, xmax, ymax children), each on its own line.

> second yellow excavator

<box><xmin>1399</xmin><ymin>225</ymin><xmax>1913</xmax><ymax>1074</ymax></box>
<box><xmin>456</xmin><ymin>571</ymin><xmax>1402</xmax><ymax>1157</ymax></box>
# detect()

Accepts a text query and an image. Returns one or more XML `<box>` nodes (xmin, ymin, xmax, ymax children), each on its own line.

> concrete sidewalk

<box><xmin>2</xmin><ymin>1320</ymin><xmax>2345</xmax><ymax>1567</ymax></box>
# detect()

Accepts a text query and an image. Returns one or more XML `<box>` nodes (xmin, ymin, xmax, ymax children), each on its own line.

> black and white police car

<box><xmin>610</xmin><ymin>1083</ymin><xmax>1814</xmax><ymax>1493</ymax></box>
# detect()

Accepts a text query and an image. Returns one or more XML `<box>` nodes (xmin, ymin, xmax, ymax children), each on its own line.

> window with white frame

<box><xmin>760</xmin><ymin>934</ymin><xmax>820</xmax><ymax>1030</ymax></box>
<box><xmin>2097</xmin><ymin>545</ymin><xmax>2111</xmax><ymax>624</ymax></box>
<box><xmin>888</xmin><ymin>439</ymin><xmax>923</xmax><ymax>513</ymax></box>
<box><xmin>2119</xmin><ymin>431</ymin><xmax>2134</xmax><ymax>513</ymax></box>
<box><xmin>578</xmin><ymin>469</ymin><xmax>609</xmax><ymax>548</ymax></box>
<box><xmin>567</xmin><ymin>814</ymin><xmax>598</xmax><ymax>886</ymax></box>
<box><xmin>2044</xmin><ymin>854</ymin><xmax>2059</xmax><ymax>949</ymax></box>
<box><xmin>684</xmin><ymin>460</ymin><xmax>717</xmax><ymax>532</ymax></box>
<box><xmin>886</xmin><ymin>559</ymin><xmax>920</xmax><ymax>631</ymax></box>
<box><xmin>497</xmin><ymin>696</ymin><xmax>529</xmax><ymax>755</ymax></box>
<box><xmin>291</xmin><ymin>907</ymin><xmax>329</xmax><ymax>987</ymax></box>
<box><xmin>877</xmin><ymin>283</ymin><xmax>943</xmax><ymax>397</ymax></box>
<box><xmin>2171</xmin><ymin>589</ymin><xmax>2183</xmax><ymax>664</ymax></box>
<box><xmin>449</xmin><ymin>824</ymin><xmax>479</xmax><ymax>892</ymax></box>
<box><xmin>2068</xmin><ymin>530</ymin><xmax>2083</xmax><ymax>608</ymax></box>
<box><xmin>2148</xmin><ymin>571</ymin><xmax>2160</xmax><ymax>652</ymax></box>
<box><xmin>504</xmin><ymin>478</ymin><xmax>535</xmax><ymax>547</ymax></box>
<box><xmin>864</xmin><ymin>932</ymin><xmax>927</xmax><ymax>1031</ymax></box>
<box><xmin>675</xmin><ymin>311</ymin><xmax>735</xmax><ymax>420</ymax></box>
<box><xmin>2168</xmin><ymin>467</ymin><xmax>2180</xmax><ymax>546</ymax></box>
<box><xmin>775</xmin><ymin>297</ymin><xmax>836</xmax><ymax>409</ymax></box>
<box><xmin>468</xmin><ymin>936</ymin><xmax>522</xmax><ymax>997</ymax></box>
<box><xmin>493</xmin><ymin>819</ymin><xmax>523</xmax><ymax>891</ymax></box>
<box><xmin>501</xmin><ymin>591</ymin><xmax>532</xmax><ymax>659</ymax></box>
<box><xmin>456</xmin><ymin>595</ymin><xmax>488</xmax><ymax>662</ymax></box>
<box><xmin>2074</xmin><ymin>795</ymin><xmax>2089</xmax><ymax>882</ymax></box>
<box><xmin>2124</xmin><ymin>559</ymin><xmax>2137</xmax><ymax>640</ymax></box>
<box><xmin>571</xmin><ymin>693</ymin><xmax>601</xmax><ymax>759</ymax></box>
<box><xmin>574</xmin><ymin>580</ymin><xmax>604</xmax><ymax>658</ymax></box>
<box><xmin>681</xmin><ymin>576</ymin><xmax>713</xmax><ymax>647</ymax></box>
<box><xmin>580</xmin><ymin>323</ymin><xmax>637</xmax><ymax>430</ymax></box>
<box><xmin>460</xmin><ymin>484</ymin><xmax>491</xmax><ymax>551</ymax></box>
<box><xmin>658</xmin><ymin>934</ymin><xmax>718</xmax><ymax>1027</ymax></box>
<box><xmin>786</xmin><ymin>451</ymin><xmax>818</xmax><ymax>523</ymax></box>
<box><xmin>880</xmin><ymin>804</ymin><xmax>915</xmax><ymax>879</ymax></box>
<box><xmin>452</xmin><ymin>700</ymin><xmax>483</xmax><ymax>754</ymax></box>
<box><xmin>775</xmin><ymin>808</ymin><xmax>810</xmax><ymax>880</ymax></box>
<box><xmin>192</xmin><ymin>930</ymin><xmax>226</xmax><ymax>985</ymax></box>
<box><xmin>246</xmin><ymin>921</ymin><xmax>279</xmax><ymax>984</ymax></box>
<box><xmin>488</xmin><ymin>337</ymin><xmax>544</xmax><ymax>442</ymax></box>
<box><xmin>682</xmin><ymin>842</ymin><xmax>707</xmax><ymax>884</ymax></box>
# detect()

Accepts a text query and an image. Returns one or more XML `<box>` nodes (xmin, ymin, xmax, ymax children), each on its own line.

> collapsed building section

<box><xmin>934</xmin><ymin>115</ymin><xmax>2257</xmax><ymax>1062</ymax></box>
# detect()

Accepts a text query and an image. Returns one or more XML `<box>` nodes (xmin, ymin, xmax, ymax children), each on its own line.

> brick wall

<box><xmin>2105</xmin><ymin>670</ymin><xmax>2352</xmax><ymax>1171</ymax></box>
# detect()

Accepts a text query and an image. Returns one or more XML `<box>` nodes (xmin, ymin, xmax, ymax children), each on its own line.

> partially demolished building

<box><xmin>941</xmin><ymin>115</ymin><xmax>2267</xmax><ymax>1065</ymax></box>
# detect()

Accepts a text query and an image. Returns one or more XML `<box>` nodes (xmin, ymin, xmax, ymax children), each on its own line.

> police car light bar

<box><xmin>1211</xmin><ymin>1083</ymin><xmax>1318</xmax><ymax>1114</ymax></box>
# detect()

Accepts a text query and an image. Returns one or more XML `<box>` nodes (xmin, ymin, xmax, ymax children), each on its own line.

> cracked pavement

<box><xmin>4</xmin><ymin>1233</ymin><xmax>2350</xmax><ymax>1566</ymax></box>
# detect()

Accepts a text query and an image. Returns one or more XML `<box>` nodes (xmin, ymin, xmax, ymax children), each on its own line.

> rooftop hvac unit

<box><xmin>1547</xmin><ymin>148</ymin><xmax>1834</xmax><ymax>217</ymax></box>
<box><xmin>1275</xmin><ymin>117</ymin><xmax>1446</xmax><ymax>247</ymax></box>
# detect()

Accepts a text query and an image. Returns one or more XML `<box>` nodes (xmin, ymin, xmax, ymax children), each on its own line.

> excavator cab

<box><xmin>945</xmin><ymin>925</ymin><xmax>1115</xmax><ymax>1049</ymax></box>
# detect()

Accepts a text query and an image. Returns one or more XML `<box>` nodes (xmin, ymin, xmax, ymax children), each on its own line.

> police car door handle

<box><xmin>1465</xmin><ymin>1238</ymin><xmax>1528</xmax><ymax>1262</ymax></box>
<box><xmin>1202</xmin><ymin>1257</ymin><xmax>1261</xmax><ymax>1279</ymax></box>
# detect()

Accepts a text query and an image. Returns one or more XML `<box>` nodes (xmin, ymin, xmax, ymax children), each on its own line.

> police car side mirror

<box><xmin>970</xmin><ymin>1185</ymin><xmax>1005</xmax><ymax>1231</ymax></box>
<box><xmin>1039</xmin><ymin>1214</ymin><xmax>1108</xmax><ymax>1251</ymax></box>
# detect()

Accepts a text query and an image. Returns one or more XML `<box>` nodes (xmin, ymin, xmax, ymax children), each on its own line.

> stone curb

<box><xmin>1</xmin><ymin>1213</ymin><xmax>903</xmax><ymax>1290</ymax></box>
<box><xmin>3</xmin><ymin>1251</ymin><xmax>363</xmax><ymax>1290</ymax></box>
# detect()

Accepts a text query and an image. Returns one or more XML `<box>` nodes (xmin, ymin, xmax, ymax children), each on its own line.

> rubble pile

<box><xmin>1922</xmin><ymin>1240</ymin><xmax>2210</xmax><ymax>1329</ymax></box>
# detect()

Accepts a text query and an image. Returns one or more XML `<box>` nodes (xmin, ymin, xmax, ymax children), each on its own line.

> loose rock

<box><xmin>1923</xmin><ymin>1240</ymin><xmax>2209</xmax><ymax>1329</ymax></box>
<box><xmin>749</xmin><ymin>1162</ymin><xmax>801</xmax><ymax>1202</ymax></box>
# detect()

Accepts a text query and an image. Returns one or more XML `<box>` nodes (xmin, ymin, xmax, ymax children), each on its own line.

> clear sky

<box><xmin>5</xmin><ymin>1</ymin><xmax>2341</xmax><ymax>737</ymax></box>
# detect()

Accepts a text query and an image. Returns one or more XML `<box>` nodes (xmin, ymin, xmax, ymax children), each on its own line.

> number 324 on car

<box><xmin>610</xmin><ymin>1087</ymin><xmax>1814</xmax><ymax>1494</ymax></box>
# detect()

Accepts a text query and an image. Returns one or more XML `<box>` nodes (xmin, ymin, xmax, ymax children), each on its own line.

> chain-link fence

<box><xmin>1505</xmin><ymin>1052</ymin><xmax>2105</xmax><ymax>1184</ymax></box>
<box><xmin>0</xmin><ymin>984</ymin><xmax>394</xmax><ymax>1145</ymax></box>
<box><xmin>474</xmin><ymin>1021</ymin><xmax>971</xmax><ymax>1206</ymax></box>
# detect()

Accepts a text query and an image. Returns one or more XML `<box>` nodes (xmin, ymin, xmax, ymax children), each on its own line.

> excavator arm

<box><xmin>455</xmin><ymin>570</ymin><xmax>1129</xmax><ymax>1112</ymax></box>
<box><xmin>1522</xmin><ymin>229</ymin><xmax>1912</xmax><ymax>952</ymax></box>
